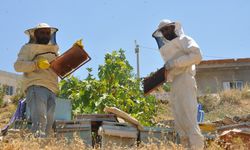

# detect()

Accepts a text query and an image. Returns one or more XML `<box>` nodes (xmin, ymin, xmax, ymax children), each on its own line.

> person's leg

<box><xmin>173</xmin><ymin>115</ymin><xmax>189</xmax><ymax>148</ymax></box>
<box><xmin>171</xmin><ymin>74</ymin><xmax>204</xmax><ymax>149</ymax></box>
<box><xmin>26</xmin><ymin>86</ymin><xmax>49</xmax><ymax>137</ymax></box>
<box><xmin>178</xmin><ymin>75</ymin><xmax>204</xmax><ymax>149</ymax></box>
<box><xmin>171</xmin><ymin>79</ymin><xmax>189</xmax><ymax>148</ymax></box>
<box><xmin>46</xmin><ymin>90</ymin><xmax>56</xmax><ymax>136</ymax></box>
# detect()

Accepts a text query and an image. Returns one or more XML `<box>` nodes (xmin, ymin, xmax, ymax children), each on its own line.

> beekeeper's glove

<box><xmin>73</xmin><ymin>39</ymin><xmax>84</xmax><ymax>49</ymax></box>
<box><xmin>37</xmin><ymin>58</ymin><xmax>50</xmax><ymax>69</ymax></box>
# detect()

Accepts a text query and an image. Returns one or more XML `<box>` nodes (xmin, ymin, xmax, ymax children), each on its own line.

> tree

<box><xmin>59</xmin><ymin>49</ymin><xmax>157</xmax><ymax>126</ymax></box>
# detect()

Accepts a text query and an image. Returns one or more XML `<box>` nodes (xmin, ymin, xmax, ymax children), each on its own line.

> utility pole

<box><xmin>135</xmin><ymin>40</ymin><xmax>140</xmax><ymax>79</ymax></box>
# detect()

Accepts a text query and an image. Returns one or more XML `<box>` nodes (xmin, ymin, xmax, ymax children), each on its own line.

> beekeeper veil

<box><xmin>152</xmin><ymin>19</ymin><xmax>184</xmax><ymax>49</ymax></box>
<box><xmin>24</xmin><ymin>23</ymin><xmax>58</xmax><ymax>45</ymax></box>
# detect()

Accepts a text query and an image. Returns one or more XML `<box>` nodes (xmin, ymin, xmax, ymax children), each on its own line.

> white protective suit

<box><xmin>153</xmin><ymin>20</ymin><xmax>204</xmax><ymax>149</ymax></box>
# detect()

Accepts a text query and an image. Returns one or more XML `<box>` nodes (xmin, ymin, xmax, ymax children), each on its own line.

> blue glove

<box><xmin>165</xmin><ymin>60</ymin><xmax>175</xmax><ymax>70</ymax></box>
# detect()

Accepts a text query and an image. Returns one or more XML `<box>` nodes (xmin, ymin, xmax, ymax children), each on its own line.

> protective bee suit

<box><xmin>14</xmin><ymin>23</ymin><xmax>59</xmax><ymax>137</ymax></box>
<box><xmin>153</xmin><ymin>20</ymin><xmax>204</xmax><ymax>150</ymax></box>
<box><xmin>15</xmin><ymin>23</ymin><xmax>59</xmax><ymax>93</ymax></box>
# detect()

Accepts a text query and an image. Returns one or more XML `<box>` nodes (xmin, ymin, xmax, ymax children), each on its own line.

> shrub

<box><xmin>59</xmin><ymin>49</ymin><xmax>157</xmax><ymax>126</ymax></box>
<box><xmin>198</xmin><ymin>94</ymin><xmax>220</xmax><ymax>112</ymax></box>
<box><xmin>219</xmin><ymin>89</ymin><xmax>241</xmax><ymax>105</ymax></box>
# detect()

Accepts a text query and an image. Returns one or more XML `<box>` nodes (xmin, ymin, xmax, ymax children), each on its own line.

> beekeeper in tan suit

<box><xmin>14</xmin><ymin>23</ymin><xmax>59</xmax><ymax>137</ymax></box>
<box><xmin>152</xmin><ymin>19</ymin><xmax>204</xmax><ymax>149</ymax></box>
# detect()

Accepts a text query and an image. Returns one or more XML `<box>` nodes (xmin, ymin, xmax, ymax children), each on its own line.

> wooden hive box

<box><xmin>98</xmin><ymin>121</ymin><xmax>138</xmax><ymax>149</ymax></box>
<box><xmin>75</xmin><ymin>114</ymin><xmax>118</xmax><ymax>132</ymax></box>
<box><xmin>75</xmin><ymin>114</ymin><xmax>118</xmax><ymax>146</ymax></box>
<box><xmin>54</xmin><ymin>120</ymin><xmax>92</xmax><ymax>146</ymax></box>
<box><xmin>140</xmin><ymin>127</ymin><xmax>176</xmax><ymax>144</ymax></box>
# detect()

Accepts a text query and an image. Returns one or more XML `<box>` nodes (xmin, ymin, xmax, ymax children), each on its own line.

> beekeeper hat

<box><xmin>158</xmin><ymin>19</ymin><xmax>174</xmax><ymax>30</ymax></box>
<box><xmin>24</xmin><ymin>23</ymin><xmax>58</xmax><ymax>35</ymax></box>
<box><xmin>24</xmin><ymin>23</ymin><xmax>58</xmax><ymax>45</ymax></box>
<box><xmin>152</xmin><ymin>19</ymin><xmax>184</xmax><ymax>49</ymax></box>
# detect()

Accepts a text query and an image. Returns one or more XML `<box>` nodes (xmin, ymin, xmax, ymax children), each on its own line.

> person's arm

<box><xmin>174</xmin><ymin>36</ymin><xmax>202</xmax><ymax>68</ymax></box>
<box><xmin>14</xmin><ymin>47</ymin><xmax>38</xmax><ymax>73</ymax></box>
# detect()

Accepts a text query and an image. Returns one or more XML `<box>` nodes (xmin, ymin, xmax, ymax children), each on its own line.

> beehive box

<box><xmin>54</xmin><ymin>98</ymin><xmax>72</xmax><ymax>120</ymax></box>
<box><xmin>140</xmin><ymin>127</ymin><xmax>176</xmax><ymax>144</ymax></box>
<box><xmin>54</xmin><ymin>120</ymin><xmax>92</xmax><ymax>146</ymax></box>
<box><xmin>75</xmin><ymin>114</ymin><xmax>117</xmax><ymax>132</ymax></box>
<box><xmin>98</xmin><ymin>121</ymin><xmax>138</xmax><ymax>148</ymax></box>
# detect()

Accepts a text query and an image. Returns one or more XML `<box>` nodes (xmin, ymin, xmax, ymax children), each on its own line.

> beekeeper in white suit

<box><xmin>14</xmin><ymin>23</ymin><xmax>59</xmax><ymax>137</ymax></box>
<box><xmin>152</xmin><ymin>19</ymin><xmax>204</xmax><ymax>149</ymax></box>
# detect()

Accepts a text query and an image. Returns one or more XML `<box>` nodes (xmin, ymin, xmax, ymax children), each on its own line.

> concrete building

<box><xmin>0</xmin><ymin>70</ymin><xmax>22</xmax><ymax>102</ymax></box>
<box><xmin>196</xmin><ymin>58</ymin><xmax>250</xmax><ymax>95</ymax></box>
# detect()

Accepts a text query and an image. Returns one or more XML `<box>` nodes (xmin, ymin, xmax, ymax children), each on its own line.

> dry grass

<box><xmin>198</xmin><ymin>88</ymin><xmax>250</xmax><ymax>121</ymax></box>
<box><xmin>154</xmin><ymin>103</ymin><xmax>173</xmax><ymax>123</ymax></box>
<box><xmin>198</xmin><ymin>94</ymin><xmax>221</xmax><ymax>112</ymax></box>
<box><xmin>1</xmin><ymin>132</ymin><xmax>247</xmax><ymax>150</ymax></box>
<box><xmin>0</xmin><ymin>131</ymin><xmax>89</xmax><ymax>150</ymax></box>
<box><xmin>0</xmin><ymin>131</ymin><xmax>227</xmax><ymax>150</ymax></box>
<box><xmin>205</xmin><ymin>99</ymin><xmax>250</xmax><ymax>121</ymax></box>
<box><xmin>0</xmin><ymin>103</ymin><xmax>16</xmax><ymax>129</ymax></box>
<box><xmin>157</xmin><ymin>89</ymin><xmax>250</xmax><ymax>122</ymax></box>
<box><xmin>219</xmin><ymin>89</ymin><xmax>242</xmax><ymax>105</ymax></box>
<box><xmin>0</xmin><ymin>131</ymin><xmax>186</xmax><ymax>150</ymax></box>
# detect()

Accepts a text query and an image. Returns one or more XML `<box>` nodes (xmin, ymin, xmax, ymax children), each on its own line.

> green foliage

<box><xmin>162</xmin><ymin>83</ymin><xmax>171</xmax><ymax>92</ymax></box>
<box><xmin>0</xmin><ymin>85</ymin><xmax>4</xmax><ymax>107</ymax></box>
<box><xmin>59</xmin><ymin>49</ymin><xmax>157</xmax><ymax>126</ymax></box>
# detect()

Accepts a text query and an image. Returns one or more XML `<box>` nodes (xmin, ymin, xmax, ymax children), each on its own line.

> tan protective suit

<box><xmin>156</xmin><ymin>20</ymin><xmax>204</xmax><ymax>149</ymax></box>
<box><xmin>14</xmin><ymin>44</ymin><xmax>59</xmax><ymax>93</ymax></box>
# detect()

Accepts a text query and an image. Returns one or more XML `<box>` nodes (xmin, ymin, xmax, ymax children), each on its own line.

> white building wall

<box><xmin>0</xmin><ymin>70</ymin><xmax>22</xmax><ymax>102</ymax></box>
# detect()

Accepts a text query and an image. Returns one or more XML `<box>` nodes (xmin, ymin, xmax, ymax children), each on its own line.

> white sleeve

<box><xmin>14</xmin><ymin>47</ymin><xmax>37</xmax><ymax>73</ymax></box>
<box><xmin>174</xmin><ymin>36</ymin><xmax>202</xmax><ymax>68</ymax></box>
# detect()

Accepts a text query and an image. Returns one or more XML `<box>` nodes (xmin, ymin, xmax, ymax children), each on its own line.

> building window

<box><xmin>6</xmin><ymin>85</ymin><xmax>14</xmax><ymax>96</ymax></box>
<box><xmin>223</xmin><ymin>81</ymin><xmax>243</xmax><ymax>90</ymax></box>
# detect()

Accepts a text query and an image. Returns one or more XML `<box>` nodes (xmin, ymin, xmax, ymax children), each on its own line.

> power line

<box><xmin>140</xmin><ymin>46</ymin><xmax>158</xmax><ymax>51</ymax></box>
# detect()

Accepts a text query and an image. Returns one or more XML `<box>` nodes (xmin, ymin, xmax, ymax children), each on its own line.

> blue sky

<box><xmin>0</xmin><ymin>0</ymin><xmax>250</xmax><ymax>79</ymax></box>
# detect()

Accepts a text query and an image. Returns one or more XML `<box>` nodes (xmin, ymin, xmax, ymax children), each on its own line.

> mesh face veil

<box><xmin>152</xmin><ymin>19</ymin><xmax>184</xmax><ymax>49</ymax></box>
<box><xmin>24</xmin><ymin>23</ymin><xmax>58</xmax><ymax>45</ymax></box>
